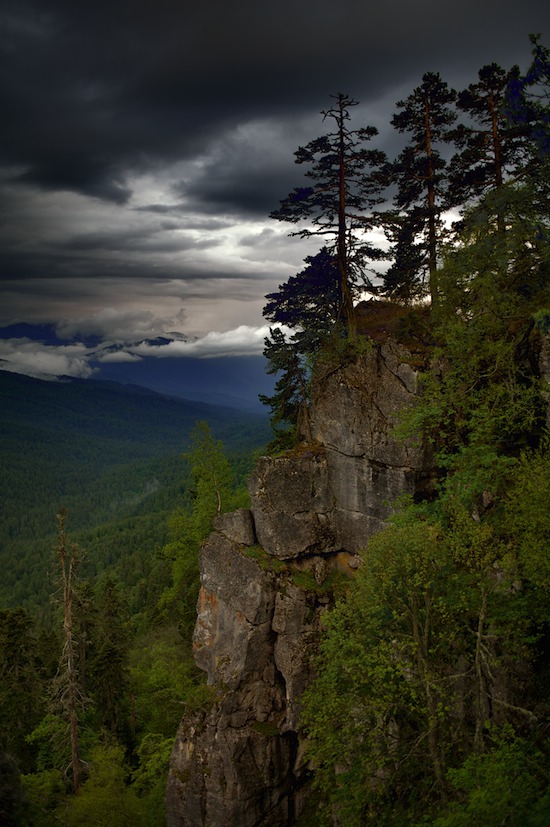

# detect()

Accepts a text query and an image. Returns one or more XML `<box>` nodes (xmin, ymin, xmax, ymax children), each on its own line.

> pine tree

<box><xmin>0</xmin><ymin>608</ymin><xmax>44</xmax><ymax>771</ymax></box>
<box><xmin>88</xmin><ymin>577</ymin><xmax>130</xmax><ymax>737</ymax></box>
<box><xmin>448</xmin><ymin>63</ymin><xmax>528</xmax><ymax>233</ymax></box>
<box><xmin>263</xmin><ymin>247</ymin><xmax>340</xmax><ymax>338</ymax></box>
<box><xmin>506</xmin><ymin>34</ymin><xmax>550</xmax><ymax>156</ymax></box>
<box><xmin>261</xmin><ymin>248</ymin><xmax>343</xmax><ymax>440</ymax></box>
<box><xmin>386</xmin><ymin>73</ymin><xmax>457</xmax><ymax>305</ymax></box>
<box><xmin>271</xmin><ymin>93</ymin><xmax>387</xmax><ymax>331</ymax></box>
<box><xmin>259</xmin><ymin>327</ymin><xmax>311</xmax><ymax>444</ymax></box>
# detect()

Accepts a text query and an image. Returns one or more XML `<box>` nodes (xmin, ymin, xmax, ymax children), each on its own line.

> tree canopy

<box><xmin>301</xmin><ymin>52</ymin><xmax>550</xmax><ymax>821</ymax></box>
<box><xmin>271</xmin><ymin>93</ymin><xmax>387</xmax><ymax>330</ymax></box>
<box><xmin>263</xmin><ymin>36</ymin><xmax>549</xmax><ymax>438</ymax></box>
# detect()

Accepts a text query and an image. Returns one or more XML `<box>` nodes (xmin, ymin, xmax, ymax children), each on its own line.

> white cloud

<box><xmin>95</xmin><ymin>350</ymin><xmax>143</xmax><ymax>363</ymax></box>
<box><xmin>0</xmin><ymin>323</ymin><xmax>281</xmax><ymax>382</ymax></box>
<box><xmin>0</xmin><ymin>339</ymin><xmax>96</xmax><ymax>380</ymax></box>
<box><xmin>130</xmin><ymin>324</ymin><xmax>276</xmax><ymax>358</ymax></box>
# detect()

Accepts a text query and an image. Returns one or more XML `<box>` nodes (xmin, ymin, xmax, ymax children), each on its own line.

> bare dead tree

<box><xmin>52</xmin><ymin>508</ymin><xmax>86</xmax><ymax>794</ymax></box>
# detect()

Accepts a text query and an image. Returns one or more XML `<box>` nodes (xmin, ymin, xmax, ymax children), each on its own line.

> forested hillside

<box><xmin>0</xmin><ymin>370</ymin><xmax>269</xmax><ymax>611</ymax></box>
<box><xmin>0</xmin><ymin>369</ymin><xmax>268</xmax><ymax>824</ymax></box>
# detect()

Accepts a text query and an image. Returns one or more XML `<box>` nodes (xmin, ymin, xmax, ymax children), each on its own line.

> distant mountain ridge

<box><xmin>94</xmin><ymin>354</ymin><xmax>273</xmax><ymax>411</ymax></box>
<box><xmin>0</xmin><ymin>322</ymin><xmax>275</xmax><ymax>411</ymax></box>
<box><xmin>0</xmin><ymin>369</ymin><xmax>269</xmax><ymax>444</ymax></box>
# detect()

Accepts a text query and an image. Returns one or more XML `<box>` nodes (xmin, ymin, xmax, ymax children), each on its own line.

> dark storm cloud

<box><xmin>2</xmin><ymin>0</ymin><xmax>547</xmax><ymax>205</ymax></box>
<box><xmin>0</xmin><ymin>248</ymin><xmax>252</xmax><ymax>284</ymax></box>
<box><xmin>173</xmin><ymin>161</ymin><xmax>305</xmax><ymax>218</ymax></box>
<box><xmin>60</xmin><ymin>227</ymin><xmax>222</xmax><ymax>253</ymax></box>
<box><xmin>0</xmin><ymin>0</ymin><xmax>548</xmax><ymax>334</ymax></box>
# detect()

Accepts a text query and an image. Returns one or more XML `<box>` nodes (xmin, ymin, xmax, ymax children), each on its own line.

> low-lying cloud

<box><xmin>0</xmin><ymin>339</ymin><xmax>96</xmax><ymax>381</ymax></box>
<box><xmin>131</xmin><ymin>325</ymin><xmax>277</xmax><ymax>358</ymax></box>
<box><xmin>0</xmin><ymin>323</ymin><xmax>280</xmax><ymax>382</ymax></box>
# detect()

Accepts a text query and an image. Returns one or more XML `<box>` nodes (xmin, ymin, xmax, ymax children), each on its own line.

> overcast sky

<box><xmin>0</xmin><ymin>0</ymin><xmax>548</xmax><ymax>368</ymax></box>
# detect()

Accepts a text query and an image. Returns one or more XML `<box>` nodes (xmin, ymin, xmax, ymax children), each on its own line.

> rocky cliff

<box><xmin>165</xmin><ymin>340</ymin><xmax>433</xmax><ymax>826</ymax></box>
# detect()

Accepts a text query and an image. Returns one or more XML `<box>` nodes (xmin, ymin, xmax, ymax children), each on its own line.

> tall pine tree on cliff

<box><xmin>448</xmin><ymin>62</ymin><xmax>529</xmax><ymax>233</ymax></box>
<box><xmin>271</xmin><ymin>93</ymin><xmax>387</xmax><ymax>332</ymax></box>
<box><xmin>385</xmin><ymin>73</ymin><xmax>457</xmax><ymax>305</ymax></box>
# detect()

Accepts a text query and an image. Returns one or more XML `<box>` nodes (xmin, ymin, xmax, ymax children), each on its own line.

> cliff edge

<box><xmin>165</xmin><ymin>340</ymin><xmax>433</xmax><ymax>826</ymax></box>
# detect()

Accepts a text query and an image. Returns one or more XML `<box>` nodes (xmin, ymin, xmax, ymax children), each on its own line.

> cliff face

<box><xmin>165</xmin><ymin>341</ymin><xmax>433</xmax><ymax>826</ymax></box>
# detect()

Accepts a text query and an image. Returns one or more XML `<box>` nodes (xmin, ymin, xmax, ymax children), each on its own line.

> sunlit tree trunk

<box><xmin>55</xmin><ymin>508</ymin><xmax>83</xmax><ymax>794</ymax></box>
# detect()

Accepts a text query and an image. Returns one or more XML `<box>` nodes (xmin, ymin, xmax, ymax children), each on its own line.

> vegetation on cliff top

<box><xmin>262</xmin><ymin>34</ymin><xmax>549</xmax><ymax>446</ymax></box>
<box><xmin>299</xmin><ymin>38</ymin><xmax>550</xmax><ymax>826</ymax></box>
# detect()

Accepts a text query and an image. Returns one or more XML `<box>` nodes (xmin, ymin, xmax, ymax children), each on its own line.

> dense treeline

<box><xmin>0</xmin><ymin>418</ymin><xmax>256</xmax><ymax>824</ymax></box>
<box><xmin>263</xmin><ymin>35</ymin><xmax>549</xmax><ymax>444</ymax></box>
<box><xmin>0</xmin><ymin>371</ymin><xmax>269</xmax><ymax>611</ymax></box>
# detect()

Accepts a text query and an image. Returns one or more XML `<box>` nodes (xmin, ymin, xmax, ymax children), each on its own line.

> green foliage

<box><xmin>261</xmin><ymin>249</ymin><xmax>346</xmax><ymax>438</ymax></box>
<box><xmin>86</xmin><ymin>576</ymin><xmax>131</xmax><ymax>737</ymax></box>
<box><xmin>0</xmin><ymin>608</ymin><xmax>44</xmax><ymax>770</ymax></box>
<box><xmin>303</xmin><ymin>515</ymin><xmax>463</xmax><ymax>824</ymax></box>
<box><xmin>314</xmin><ymin>325</ymin><xmax>372</xmax><ymax>371</ymax></box>
<box><xmin>243</xmin><ymin>545</ymin><xmax>288</xmax><ymax>573</ymax></box>
<box><xmin>448</xmin><ymin>62</ymin><xmax>526</xmax><ymax>207</ymax></box>
<box><xmin>303</xmin><ymin>485</ymin><xmax>550</xmax><ymax>823</ymax></box>
<box><xmin>399</xmin><ymin>172</ymin><xmax>550</xmax><ymax>515</ymax></box>
<box><xmin>0</xmin><ymin>370</ymin><xmax>269</xmax><ymax>611</ymax></box>
<box><xmin>430</xmin><ymin>728</ymin><xmax>550</xmax><ymax>827</ymax></box>
<box><xmin>263</xmin><ymin>248</ymin><xmax>341</xmax><ymax>338</ymax></box>
<box><xmin>159</xmin><ymin>421</ymin><xmax>246</xmax><ymax>634</ymax></box>
<box><xmin>62</xmin><ymin>741</ymin><xmax>148</xmax><ymax>826</ymax></box>
<box><xmin>0</xmin><ymin>751</ymin><xmax>29</xmax><ymax>826</ymax></box>
<box><xmin>260</xmin><ymin>326</ymin><xmax>310</xmax><ymax>444</ymax></box>
<box><xmin>20</xmin><ymin>768</ymin><xmax>66</xmax><ymax>826</ymax></box>
<box><xmin>130</xmin><ymin>734</ymin><xmax>175</xmax><ymax>826</ymax></box>
<box><xmin>503</xmin><ymin>442</ymin><xmax>550</xmax><ymax>591</ymax></box>
<box><xmin>25</xmin><ymin>713</ymin><xmax>69</xmax><ymax>773</ymax></box>
<box><xmin>129</xmin><ymin>625</ymin><xmax>208</xmax><ymax>737</ymax></box>
<box><xmin>387</xmin><ymin>71</ymin><xmax>457</xmax><ymax>303</ymax></box>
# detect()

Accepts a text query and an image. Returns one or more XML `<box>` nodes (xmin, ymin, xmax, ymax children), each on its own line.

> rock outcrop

<box><xmin>166</xmin><ymin>341</ymin><xmax>433</xmax><ymax>826</ymax></box>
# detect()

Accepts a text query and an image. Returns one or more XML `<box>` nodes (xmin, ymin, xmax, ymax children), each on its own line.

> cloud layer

<box><xmin>0</xmin><ymin>0</ymin><xmax>548</xmax><ymax>343</ymax></box>
<box><xmin>0</xmin><ymin>317</ymin><xmax>279</xmax><ymax>382</ymax></box>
